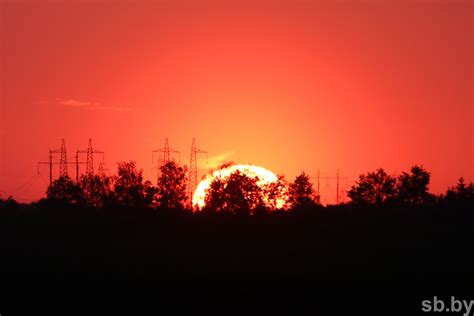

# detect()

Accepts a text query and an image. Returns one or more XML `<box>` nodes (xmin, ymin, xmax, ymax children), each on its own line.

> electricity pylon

<box><xmin>38</xmin><ymin>139</ymin><xmax>74</xmax><ymax>185</ymax></box>
<box><xmin>50</xmin><ymin>138</ymin><xmax>68</xmax><ymax>178</ymax></box>
<box><xmin>76</xmin><ymin>139</ymin><xmax>105</xmax><ymax>182</ymax></box>
<box><xmin>152</xmin><ymin>138</ymin><xmax>180</xmax><ymax>184</ymax></box>
<box><xmin>188</xmin><ymin>138</ymin><xmax>207</xmax><ymax>206</ymax></box>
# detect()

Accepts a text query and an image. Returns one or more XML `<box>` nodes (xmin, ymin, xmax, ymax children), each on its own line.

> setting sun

<box><xmin>192</xmin><ymin>164</ymin><xmax>286</xmax><ymax>209</ymax></box>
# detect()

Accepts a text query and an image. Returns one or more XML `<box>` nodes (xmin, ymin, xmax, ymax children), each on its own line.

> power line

<box><xmin>10</xmin><ymin>174</ymin><xmax>40</xmax><ymax>193</ymax></box>
<box><xmin>5</xmin><ymin>173</ymin><xmax>46</xmax><ymax>201</ymax></box>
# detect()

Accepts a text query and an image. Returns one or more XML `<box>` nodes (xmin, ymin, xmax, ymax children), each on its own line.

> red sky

<box><xmin>1</xmin><ymin>0</ymin><xmax>473</xmax><ymax>204</ymax></box>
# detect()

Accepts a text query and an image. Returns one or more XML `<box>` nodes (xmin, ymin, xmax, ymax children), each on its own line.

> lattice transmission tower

<box><xmin>52</xmin><ymin>138</ymin><xmax>68</xmax><ymax>178</ymax></box>
<box><xmin>152</xmin><ymin>138</ymin><xmax>180</xmax><ymax>184</ymax></box>
<box><xmin>188</xmin><ymin>138</ymin><xmax>207</xmax><ymax>207</ymax></box>
<box><xmin>38</xmin><ymin>139</ymin><xmax>73</xmax><ymax>185</ymax></box>
<box><xmin>76</xmin><ymin>139</ymin><xmax>105</xmax><ymax>181</ymax></box>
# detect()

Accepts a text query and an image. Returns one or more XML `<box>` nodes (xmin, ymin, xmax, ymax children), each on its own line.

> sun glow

<box><xmin>192</xmin><ymin>164</ymin><xmax>288</xmax><ymax>210</ymax></box>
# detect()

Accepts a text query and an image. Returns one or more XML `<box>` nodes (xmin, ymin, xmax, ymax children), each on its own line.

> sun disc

<box><xmin>192</xmin><ymin>164</ymin><xmax>286</xmax><ymax>210</ymax></box>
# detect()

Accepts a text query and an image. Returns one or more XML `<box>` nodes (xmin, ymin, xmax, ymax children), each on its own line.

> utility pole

<box><xmin>317</xmin><ymin>169</ymin><xmax>320</xmax><ymax>201</ymax></box>
<box><xmin>152</xmin><ymin>138</ymin><xmax>180</xmax><ymax>184</ymax></box>
<box><xmin>188</xmin><ymin>138</ymin><xmax>207</xmax><ymax>207</ymax></box>
<box><xmin>38</xmin><ymin>150</ymin><xmax>56</xmax><ymax>186</ymax></box>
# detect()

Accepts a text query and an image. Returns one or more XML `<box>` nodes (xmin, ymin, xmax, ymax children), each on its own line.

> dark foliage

<box><xmin>397</xmin><ymin>165</ymin><xmax>434</xmax><ymax>206</ymax></box>
<box><xmin>204</xmin><ymin>170</ymin><xmax>263</xmax><ymax>215</ymax></box>
<box><xmin>262</xmin><ymin>174</ymin><xmax>289</xmax><ymax>210</ymax></box>
<box><xmin>0</xmin><ymin>195</ymin><xmax>19</xmax><ymax>211</ymax></box>
<box><xmin>157</xmin><ymin>161</ymin><xmax>187</xmax><ymax>209</ymax></box>
<box><xmin>79</xmin><ymin>173</ymin><xmax>113</xmax><ymax>208</ymax></box>
<box><xmin>112</xmin><ymin>161</ymin><xmax>157</xmax><ymax>208</ymax></box>
<box><xmin>348</xmin><ymin>168</ymin><xmax>397</xmax><ymax>205</ymax></box>
<box><xmin>288</xmin><ymin>172</ymin><xmax>318</xmax><ymax>208</ymax></box>
<box><xmin>46</xmin><ymin>176</ymin><xmax>85</xmax><ymax>205</ymax></box>
<box><xmin>444</xmin><ymin>177</ymin><xmax>474</xmax><ymax>204</ymax></box>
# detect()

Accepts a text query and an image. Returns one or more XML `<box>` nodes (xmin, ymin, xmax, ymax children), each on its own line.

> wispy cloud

<box><xmin>207</xmin><ymin>150</ymin><xmax>236</xmax><ymax>169</ymax></box>
<box><xmin>39</xmin><ymin>98</ymin><xmax>131</xmax><ymax>112</ymax></box>
<box><xmin>58</xmin><ymin>99</ymin><xmax>101</xmax><ymax>107</ymax></box>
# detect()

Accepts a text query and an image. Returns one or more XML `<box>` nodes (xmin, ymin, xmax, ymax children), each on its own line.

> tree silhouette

<box><xmin>113</xmin><ymin>161</ymin><xmax>157</xmax><ymax>208</ymax></box>
<box><xmin>445</xmin><ymin>177</ymin><xmax>474</xmax><ymax>203</ymax></box>
<box><xmin>262</xmin><ymin>175</ymin><xmax>289</xmax><ymax>210</ymax></box>
<box><xmin>397</xmin><ymin>165</ymin><xmax>433</xmax><ymax>206</ymax></box>
<box><xmin>46</xmin><ymin>176</ymin><xmax>84</xmax><ymax>205</ymax></box>
<box><xmin>204</xmin><ymin>176</ymin><xmax>226</xmax><ymax>213</ymax></box>
<box><xmin>204</xmin><ymin>170</ymin><xmax>263</xmax><ymax>215</ymax></box>
<box><xmin>455</xmin><ymin>177</ymin><xmax>467</xmax><ymax>197</ymax></box>
<box><xmin>348</xmin><ymin>168</ymin><xmax>396</xmax><ymax>205</ymax></box>
<box><xmin>157</xmin><ymin>161</ymin><xmax>187</xmax><ymax>209</ymax></box>
<box><xmin>79</xmin><ymin>173</ymin><xmax>113</xmax><ymax>208</ymax></box>
<box><xmin>143</xmin><ymin>180</ymin><xmax>158</xmax><ymax>208</ymax></box>
<box><xmin>288</xmin><ymin>172</ymin><xmax>316</xmax><ymax>208</ymax></box>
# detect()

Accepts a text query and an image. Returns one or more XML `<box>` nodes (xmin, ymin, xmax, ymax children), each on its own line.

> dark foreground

<box><xmin>0</xmin><ymin>203</ymin><xmax>472</xmax><ymax>315</ymax></box>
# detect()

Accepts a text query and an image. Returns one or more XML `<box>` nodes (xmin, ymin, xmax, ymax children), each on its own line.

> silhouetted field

<box><xmin>0</xmin><ymin>203</ymin><xmax>472</xmax><ymax>315</ymax></box>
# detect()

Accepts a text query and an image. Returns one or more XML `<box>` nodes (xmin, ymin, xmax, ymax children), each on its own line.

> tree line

<box><xmin>0</xmin><ymin>162</ymin><xmax>472</xmax><ymax>213</ymax></box>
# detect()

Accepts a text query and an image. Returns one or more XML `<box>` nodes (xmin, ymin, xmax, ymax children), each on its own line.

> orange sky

<box><xmin>1</xmin><ymin>0</ymin><xmax>473</xmax><ymax>204</ymax></box>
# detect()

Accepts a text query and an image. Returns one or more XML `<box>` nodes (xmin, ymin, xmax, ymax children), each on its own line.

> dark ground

<box><xmin>0</xmin><ymin>203</ymin><xmax>472</xmax><ymax>315</ymax></box>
